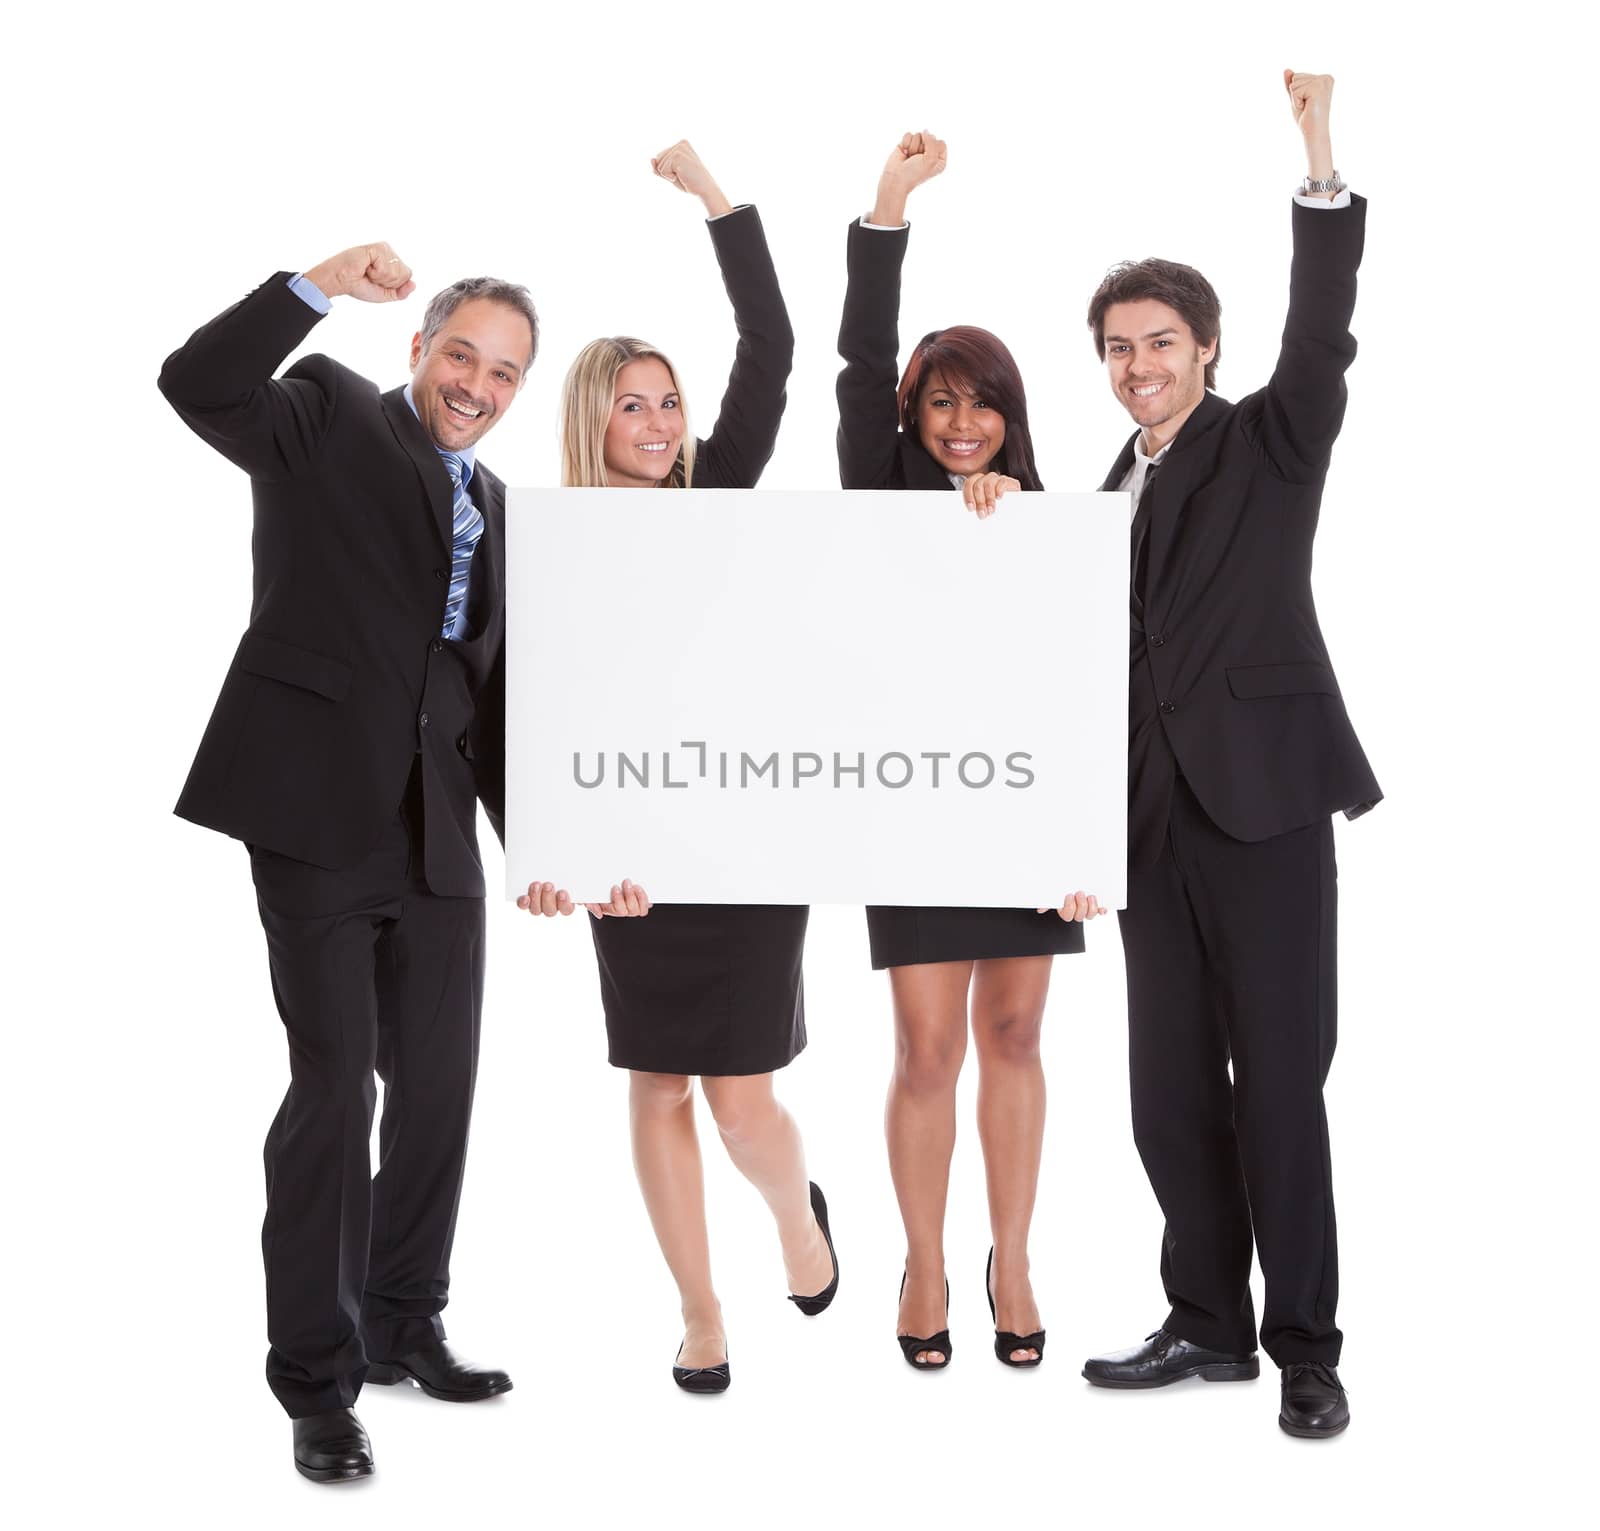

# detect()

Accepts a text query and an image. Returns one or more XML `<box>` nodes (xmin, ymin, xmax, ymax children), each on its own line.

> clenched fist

<box><xmin>1284</xmin><ymin>70</ymin><xmax>1334</xmax><ymax>143</ymax></box>
<box><xmin>881</xmin><ymin>130</ymin><xmax>947</xmax><ymax>194</ymax></box>
<box><xmin>871</xmin><ymin>130</ymin><xmax>947</xmax><ymax>227</ymax></box>
<box><xmin>302</xmin><ymin>242</ymin><xmax>415</xmax><ymax>304</ymax></box>
<box><xmin>651</xmin><ymin>140</ymin><xmax>733</xmax><ymax>218</ymax></box>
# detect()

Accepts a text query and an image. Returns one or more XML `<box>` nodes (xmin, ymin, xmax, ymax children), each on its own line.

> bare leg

<box><xmin>885</xmin><ymin>961</ymin><xmax>972</xmax><ymax>1363</ymax></box>
<box><xmin>699</xmin><ymin>1073</ymin><xmax>833</xmax><ymax>1297</ymax></box>
<box><xmin>628</xmin><ymin>1070</ymin><xmax>723</xmax><ymax>1367</ymax></box>
<box><xmin>971</xmin><ymin>955</ymin><xmax>1053</xmax><ymax>1362</ymax></box>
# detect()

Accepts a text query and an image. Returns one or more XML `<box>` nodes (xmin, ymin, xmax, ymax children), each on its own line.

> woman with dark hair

<box><xmin>837</xmin><ymin>131</ymin><xmax>1104</xmax><ymax>1372</ymax></box>
<box><xmin>531</xmin><ymin>141</ymin><xmax>837</xmax><ymax>1396</ymax></box>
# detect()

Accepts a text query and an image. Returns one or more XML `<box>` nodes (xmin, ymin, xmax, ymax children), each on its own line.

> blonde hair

<box><xmin>559</xmin><ymin>336</ymin><xmax>695</xmax><ymax>488</ymax></box>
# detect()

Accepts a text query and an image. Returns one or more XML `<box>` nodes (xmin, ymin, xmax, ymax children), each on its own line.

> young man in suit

<box><xmin>159</xmin><ymin>246</ymin><xmax>537</xmax><ymax>1481</ymax></box>
<box><xmin>1079</xmin><ymin>72</ymin><xmax>1381</xmax><ymax>1438</ymax></box>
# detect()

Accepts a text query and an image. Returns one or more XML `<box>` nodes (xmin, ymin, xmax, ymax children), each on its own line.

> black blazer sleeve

<box><xmin>157</xmin><ymin>273</ymin><xmax>339</xmax><ymax>481</ymax></box>
<box><xmin>1255</xmin><ymin>196</ymin><xmax>1366</xmax><ymax>483</ymax></box>
<box><xmin>836</xmin><ymin>219</ymin><xmax>911</xmax><ymax>489</ymax></box>
<box><xmin>692</xmin><ymin>205</ymin><xmax>795</xmax><ymax>491</ymax></box>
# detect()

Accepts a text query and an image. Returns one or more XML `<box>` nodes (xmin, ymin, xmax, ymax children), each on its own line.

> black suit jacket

<box><xmin>159</xmin><ymin>275</ymin><xmax>507</xmax><ymax>896</ymax></box>
<box><xmin>689</xmin><ymin>205</ymin><xmax>794</xmax><ymax>488</ymax></box>
<box><xmin>1113</xmin><ymin>197</ymin><xmax>1381</xmax><ymax>860</ymax></box>
<box><xmin>835</xmin><ymin>220</ymin><xmax>959</xmax><ymax>491</ymax></box>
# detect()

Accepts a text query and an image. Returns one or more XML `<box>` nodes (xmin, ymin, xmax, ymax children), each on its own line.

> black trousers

<box><xmin>248</xmin><ymin>769</ymin><xmax>485</xmax><ymax>1417</ymax></box>
<box><xmin>1118</xmin><ymin>776</ymin><xmax>1341</xmax><ymax>1368</ymax></box>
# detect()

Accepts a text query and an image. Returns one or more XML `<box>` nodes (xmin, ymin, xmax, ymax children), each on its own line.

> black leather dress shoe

<box><xmin>1279</xmin><ymin>1361</ymin><xmax>1349</xmax><ymax>1437</ymax></box>
<box><xmin>1082</xmin><ymin>1328</ymin><xmax>1260</xmax><ymax>1388</ymax></box>
<box><xmin>292</xmin><ymin>1409</ymin><xmax>374</xmax><ymax>1484</ymax></box>
<box><xmin>365</xmin><ymin>1341</ymin><xmax>512</xmax><ymax>1402</ymax></box>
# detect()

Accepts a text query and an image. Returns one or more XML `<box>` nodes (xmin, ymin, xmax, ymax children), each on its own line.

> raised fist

<box><xmin>880</xmin><ymin>130</ymin><xmax>948</xmax><ymax>197</ymax></box>
<box><xmin>302</xmin><ymin>242</ymin><xmax>415</xmax><ymax>304</ymax></box>
<box><xmin>651</xmin><ymin>140</ymin><xmax>731</xmax><ymax>216</ymax></box>
<box><xmin>1284</xmin><ymin>71</ymin><xmax>1334</xmax><ymax>140</ymax></box>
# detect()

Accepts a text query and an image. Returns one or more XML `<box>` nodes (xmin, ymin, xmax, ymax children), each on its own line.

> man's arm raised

<box><xmin>157</xmin><ymin>242</ymin><xmax>414</xmax><ymax>481</ymax></box>
<box><xmin>1259</xmin><ymin>72</ymin><xmax>1366</xmax><ymax>482</ymax></box>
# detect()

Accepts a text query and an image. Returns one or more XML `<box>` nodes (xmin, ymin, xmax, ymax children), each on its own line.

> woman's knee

<box><xmin>972</xmin><ymin>1004</ymin><xmax>1044</xmax><ymax>1067</ymax></box>
<box><xmin>700</xmin><ymin>1074</ymin><xmax>776</xmax><ymax>1145</ymax></box>
<box><xmin>630</xmin><ymin>1070</ymin><xmax>694</xmax><ymax>1111</ymax></box>
<box><xmin>892</xmin><ymin>1018</ymin><xmax>967</xmax><ymax>1098</ymax></box>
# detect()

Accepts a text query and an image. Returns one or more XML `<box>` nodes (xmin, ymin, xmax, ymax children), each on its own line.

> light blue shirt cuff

<box><xmin>287</xmin><ymin>272</ymin><xmax>332</xmax><ymax>314</ymax></box>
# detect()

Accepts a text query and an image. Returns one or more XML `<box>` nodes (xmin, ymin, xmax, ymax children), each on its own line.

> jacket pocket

<box><xmin>1225</xmin><ymin>661</ymin><xmax>1338</xmax><ymax>700</ymax></box>
<box><xmin>239</xmin><ymin>631</ymin><xmax>352</xmax><ymax>701</ymax></box>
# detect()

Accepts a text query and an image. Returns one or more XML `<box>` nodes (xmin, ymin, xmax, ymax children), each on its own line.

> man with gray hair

<box><xmin>159</xmin><ymin>245</ymin><xmax>538</xmax><ymax>1482</ymax></box>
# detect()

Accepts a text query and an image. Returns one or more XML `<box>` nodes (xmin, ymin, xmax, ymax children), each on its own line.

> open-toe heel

<box><xmin>896</xmin><ymin>1270</ymin><xmax>952</xmax><ymax>1371</ymax></box>
<box><xmin>986</xmin><ymin>1246</ymin><xmax>1045</xmax><ymax>1368</ymax></box>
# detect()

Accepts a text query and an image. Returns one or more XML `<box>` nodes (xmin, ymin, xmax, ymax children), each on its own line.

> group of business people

<box><xmin>160</xmin><ymin>70</ymin><xmax>1379</xmax><ymax>1484</ymax></box>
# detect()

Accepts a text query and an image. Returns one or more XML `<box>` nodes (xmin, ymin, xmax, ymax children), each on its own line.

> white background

<box><xmin>5</xmin><ymin>2</ymin><xmax>1590</xmax><ymax>1526</ymax></box>
<box><xmin>507</xmin><ymin>489</ymin><xmax>1129</xmax><ymax>906</ymax></box>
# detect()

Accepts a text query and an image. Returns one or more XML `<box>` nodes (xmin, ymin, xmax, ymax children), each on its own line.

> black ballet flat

<box><xmin>897</xmin><ymin>1271</ymin><xmax>953</xmax><ymax>1371</ymax></box>
<box><xmin>672</xmin><ymin>1339</ymin><xmax>730</xmax><ymax>1395</ymax></box>
<box><xmin>986</xmin><ymin>1246</ymin><xmax>1045</xmax><ymax>1369</ymax></box>
<box><xmin>787</xmin><ymin>1181</ymin><xmax>840</xmax><ymax>1317</ymax></box>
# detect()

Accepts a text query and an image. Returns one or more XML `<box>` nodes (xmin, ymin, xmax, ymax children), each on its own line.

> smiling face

<box><xmin>408</xmin><ymin>298</ymin><xmax>532</xmax><ymax>452</ymax></box>
<box><xmin>1101</xmin><ymin>299</ymin><xmax>1215</xmax><ymax>450</ymax></box>
<box><xmin>914</xmin><ymin>368</ymin><xmax>1007</xmax><ymax>476</ymax></box>
<box><xmin>603</xmin><ymin>357</ymin><xmax>685</xmax><ymax>487</ymax></box>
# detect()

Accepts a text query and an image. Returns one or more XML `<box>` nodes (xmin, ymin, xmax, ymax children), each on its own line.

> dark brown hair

<box><xmin>1087</xmin><ymin>259</ymin><xmax>1221</xmax><ymax>390</ymax></box>
<box><xmin>896</xmin><ymin>326</ymin><xmax>1044</xmax><ymax>491</ymax></box>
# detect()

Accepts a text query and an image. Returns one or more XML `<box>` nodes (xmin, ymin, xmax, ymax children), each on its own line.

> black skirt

<box><xmin>866</xmin><ymin>906</ymin><xmax>1085</xmax><ymax>970</ymax></box>
<box><xmin>590</xmin><ymin>904</ymin><xmax>809</xmax><ymax>1076</ymax></box>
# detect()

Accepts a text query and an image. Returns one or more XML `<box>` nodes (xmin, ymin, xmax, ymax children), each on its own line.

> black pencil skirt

<box><xmin>865</xmin><ymin>906</ymin><xmax>1085</xmax><ymax>970</ymax></box>
<box><xmin>590</xmin><ymin>904</ymin><xmax>809</xmax><ymax>1076</ymax></box>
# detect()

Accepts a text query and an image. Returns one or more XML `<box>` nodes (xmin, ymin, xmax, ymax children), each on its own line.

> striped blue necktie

<box><xmin>439</xmin><ymin>451</ymin><xmax>484</xmax><ymax>639</ymax></box>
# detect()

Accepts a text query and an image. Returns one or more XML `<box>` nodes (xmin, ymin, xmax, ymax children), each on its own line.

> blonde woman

<box><xmin>558</xmin><ymin>142</ymin><xmax>835</xmax><ymax>1394</ymax></box>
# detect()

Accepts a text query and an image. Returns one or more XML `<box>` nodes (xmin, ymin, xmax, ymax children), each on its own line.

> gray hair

<box><xmin>419</xmin><ymin>278</ymin><xmax>540</xmax><ymax>370</ymax></box>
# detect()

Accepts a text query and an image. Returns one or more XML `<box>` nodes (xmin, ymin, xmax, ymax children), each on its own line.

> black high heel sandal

<box><xmin>896</xmin><ymin>1270</ymin><xmax>952</xmax><ymax>1370</ymax></box>
<box><xmin>672</xmin><ymin>1339</ymin><xmax>730</xmax><ymax>1394</ymax></box>
<box><xmin>986</xmin><ymin>1246</ymin><xmax>1045</xmax><ymax>1368</ymax></box>
<box><xmin>788</xmin><ymin>1181</ymin><xmax>840</xmax><ymax>1316</ymax></box>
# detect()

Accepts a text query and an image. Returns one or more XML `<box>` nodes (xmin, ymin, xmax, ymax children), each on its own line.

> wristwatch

<box><xmin>1300</xmin><ymin>172</ymin><xmax>1347</xmax><ymax>195</ymax></box>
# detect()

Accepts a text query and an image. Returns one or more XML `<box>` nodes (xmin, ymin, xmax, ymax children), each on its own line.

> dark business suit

<box><xmin>1111</xmin><ymin>198</ymin><xmax>1380</xmax><ymax>1367</ymax></box>
<box><xmin>159</xmin><ymin>277</ymin><xmax>508</xmax><ymax>1415</ymax></box>
<box><xmin>836</xmin><ymin>218</ymin><xmax>1083</xmax><ymax>967</ymax></box>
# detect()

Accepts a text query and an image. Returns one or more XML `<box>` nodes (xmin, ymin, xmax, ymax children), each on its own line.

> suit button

<box><xmin>419</xmin><ymin>713</ymin><xmax>430</xmax><ymax>728</ymax></box>
<box><xmin>433</xmin><ymin>568</ymin><xmax>447</xmax><ymax>580</ymax></box>
<box><xmin>1149</xmin><ymin>633</ymin><xmax>1166</xmax><ymax>647</ymax></box>
<box><xmin>1159</xmin><ymin>701</ymin><xmax>1176</xmax><ymax>715</ymax></box>
<box><xmin>431</xmin><ymin>638</ymin><xmax>445</xmax><ymax>653</ymax></box>
<box><xmin>457</xmin><ymin>735</ymin><xmax>468</xmax><ymax>754</ymax></box>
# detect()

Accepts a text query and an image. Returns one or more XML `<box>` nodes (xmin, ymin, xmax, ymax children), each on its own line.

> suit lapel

<box><xmin>381</xmin><ymin>386</ymin><xmax>454</xmax><ymax>555</ymax></box>
<box><xmin>1101</xmin><ymin>433</ymin><xmax>1138</xmax><ymax>493</ymax></box>
<box><xmin>466</xmin><ymin>469</ymin><xmax>505</xmax><ymax>634</ymax></box>
<box><xmin>1129</xmin><ymin>391</ymin><xmax>1230</xmax><ymax>617</ymax></box>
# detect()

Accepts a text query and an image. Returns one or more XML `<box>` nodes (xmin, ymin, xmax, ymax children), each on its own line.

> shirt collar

<box><xmin>404</xmin><ymin>382</ymin><xmax>476</xmax><ymax>481</ymax></box>
<box><xmin>1132</xmin><ymin>433</ymin><xmax>1171</xmax><ymax>472</ymax></box>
